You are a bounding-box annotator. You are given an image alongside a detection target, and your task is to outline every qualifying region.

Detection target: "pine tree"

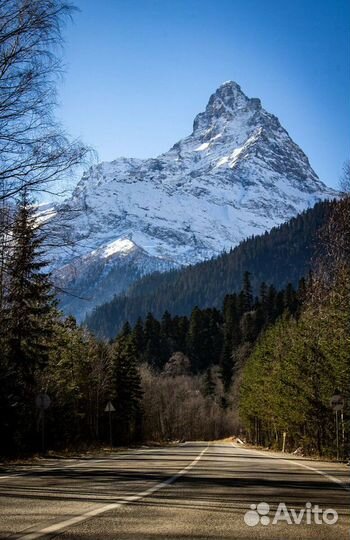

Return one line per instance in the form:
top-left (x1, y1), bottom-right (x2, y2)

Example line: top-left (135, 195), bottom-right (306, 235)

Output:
top-left (172, 315), bottom-right (189, 352)
top-left (223, 293), bottom-right (241, 349)
top-left (144, 312), bottom-right (162, 368)
top-left (4, 195), bottom-right (57, 384)
top-left (120, 321), bottom-right (131, 337)
top-left (2, 194), bottom-right (57, 452)
top-left (241, 312), bottom-right (256, 343)
top-left (220, 338), bottom-right (234, 393)
top-left (131, 317), bottom-right (144, 357)
top-left (259, 281), bottom-right (268, 322)
top-left (187, 307), bottom-right (208, 372)
top-left (284, 283), bottom-right (297, 314)
top-left (242, 271), bottom-right (253, 312)
top-left (204, 368), bottom-right (216, 397)
top-left (161, 310), bottom-right (173, 338)
top-left (159, 310), bottom-right (173, 362)
top-left (266, 285), bottom-right (277, 323)
top-left (260, 282), bottom-right (268, 305)
top-left (112, 336), bottom-right (143, 443)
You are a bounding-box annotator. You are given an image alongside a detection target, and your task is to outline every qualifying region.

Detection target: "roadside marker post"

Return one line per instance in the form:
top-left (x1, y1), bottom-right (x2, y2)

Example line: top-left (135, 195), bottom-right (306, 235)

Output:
top-left (105, 401), bottom-right (115, 448)
top-left (35, 393), bottom-right (51, 454)
top-left (330, 393), bottom-right (345, 461)
top-left (282, 431), bottom-right (287, 453)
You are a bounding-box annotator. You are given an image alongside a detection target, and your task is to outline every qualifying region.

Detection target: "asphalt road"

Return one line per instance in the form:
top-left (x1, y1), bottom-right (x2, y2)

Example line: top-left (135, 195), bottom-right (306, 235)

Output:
top-left (0, 442), bottom-right (349, 540)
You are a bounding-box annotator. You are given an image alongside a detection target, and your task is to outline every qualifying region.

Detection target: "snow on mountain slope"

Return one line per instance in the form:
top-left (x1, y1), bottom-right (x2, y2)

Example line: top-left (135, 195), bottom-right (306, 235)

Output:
top-left (53, 81), bottom-right (337, 320)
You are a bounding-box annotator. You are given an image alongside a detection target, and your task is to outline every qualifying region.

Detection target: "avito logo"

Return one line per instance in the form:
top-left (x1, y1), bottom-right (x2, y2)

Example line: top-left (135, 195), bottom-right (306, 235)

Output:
top-left (244, 502), bottom-right (338, 527)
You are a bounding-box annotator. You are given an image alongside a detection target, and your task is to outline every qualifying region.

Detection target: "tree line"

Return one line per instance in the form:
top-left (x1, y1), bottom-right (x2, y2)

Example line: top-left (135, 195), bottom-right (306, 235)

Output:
top-left (240, 195), bottom-right (350, 456)
top-left (0, 1), bottom-right (348, 459)
top-left (85, 199), bottom-right (335, 338)
top-left (0, 188), bottom-right (307, 455)
top-left (0, 0), bottom-right (90, 456)
top-left (116, 273), bottom-right (303, 380)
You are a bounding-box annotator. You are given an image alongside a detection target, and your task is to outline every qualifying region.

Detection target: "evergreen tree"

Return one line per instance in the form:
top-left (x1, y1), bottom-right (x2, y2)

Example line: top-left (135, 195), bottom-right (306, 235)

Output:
top-left (207, 308), bottom-right (224, 365)
top-left (112, 336), bottom-right (143, 443)
top-left (161, 310), bottom-right (173, 338)
top-left (4, 195), bottom-right (57, 382)
top-left (144, 312), bottom-right (162, 368)
top-left (131, 317), bottom-right (144, 357)
top-left (1, 194), bottom-right (57, 452)
top-left (259, 282), bottom-right (268, 322)
top-left (120, 321), bottom-right (131, 337)
top-left (260, 281), bottom-right (268, 304)
top-left (275, 290), bottom-right (285, 317)
top-left (220, 338), bottom-right (234, 393)
top-left (204, 368), bottom-right (216, 397)
top-left (241, 312), bottom-right (256, 343)
top-left (284, 283), bottom-right (297, 314)
top-left (242, 271), bottom-right (253, 312)
top-left (223, 293), bottom-right (241, 349)
top-left (187, 307), bottom-right (216, 372)
top-left (43, 317), bottom-right (97, 447)
top-left (160, 310), bottom-right (173, 361)
top-left (172, 315), bottom-right (189, 352)
top-left (266, 285), bottom-right (277, 323)
top-left (231, 318), bottom-right (242, 349)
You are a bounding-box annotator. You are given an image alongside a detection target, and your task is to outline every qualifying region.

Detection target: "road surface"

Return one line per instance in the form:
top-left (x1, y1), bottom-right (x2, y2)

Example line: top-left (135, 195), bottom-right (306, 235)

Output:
top-left (0, 442), bottom-right (349, 539)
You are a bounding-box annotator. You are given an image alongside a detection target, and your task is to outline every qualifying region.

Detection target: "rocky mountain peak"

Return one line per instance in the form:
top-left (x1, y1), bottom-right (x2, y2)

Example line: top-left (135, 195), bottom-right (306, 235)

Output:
top-left (52, 82), bottom-right (337, 321)
top-left (193, 81), bottom-right (261, 133)
top-left (213, 80), bottom-right (248, 106)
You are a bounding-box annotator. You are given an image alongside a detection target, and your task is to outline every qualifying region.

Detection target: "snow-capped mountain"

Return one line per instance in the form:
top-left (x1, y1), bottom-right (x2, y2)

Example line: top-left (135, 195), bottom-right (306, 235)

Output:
top-left (53, 81), bottom-right (336, 320)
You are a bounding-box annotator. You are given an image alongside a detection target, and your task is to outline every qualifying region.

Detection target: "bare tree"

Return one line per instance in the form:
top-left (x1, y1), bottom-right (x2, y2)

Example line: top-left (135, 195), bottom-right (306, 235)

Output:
top-left (308, 193), bottom-right (350, 314)
top-left (0, 1), bottom-right (94, 313)
top-left (0, 0), bottom-right (90, 203)
top-left (140, 364), bottom-right (236, 442)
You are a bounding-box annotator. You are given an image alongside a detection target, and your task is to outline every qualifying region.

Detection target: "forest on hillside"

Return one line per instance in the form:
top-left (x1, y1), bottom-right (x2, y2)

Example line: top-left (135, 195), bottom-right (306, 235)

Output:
top-left (85, 200), bottom-right (335, 338)
top-left (1, 192), bottom-right (349, 457)
top-left (0, 0), bottom-right (348, 461)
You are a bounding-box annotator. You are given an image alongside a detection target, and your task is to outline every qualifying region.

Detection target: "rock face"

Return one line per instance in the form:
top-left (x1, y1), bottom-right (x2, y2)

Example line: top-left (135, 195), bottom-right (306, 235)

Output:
top-left (53, 81), bottom-right (336, 320)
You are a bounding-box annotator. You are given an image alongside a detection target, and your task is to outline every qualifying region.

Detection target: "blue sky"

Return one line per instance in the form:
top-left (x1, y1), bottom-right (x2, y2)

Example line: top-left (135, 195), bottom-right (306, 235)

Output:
top-left (58, 0), bottom-right (349, 189)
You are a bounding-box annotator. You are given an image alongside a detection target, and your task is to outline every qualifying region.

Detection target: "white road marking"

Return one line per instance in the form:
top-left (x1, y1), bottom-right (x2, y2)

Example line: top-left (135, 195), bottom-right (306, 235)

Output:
top-left (0, 473), bottom-right (23, 480)
top-left (233, 444), bottom-right (350, 493)
top-left (16, 444), bottom-right (209, 540)
top-left (282, 457), bottom-right (350, 492)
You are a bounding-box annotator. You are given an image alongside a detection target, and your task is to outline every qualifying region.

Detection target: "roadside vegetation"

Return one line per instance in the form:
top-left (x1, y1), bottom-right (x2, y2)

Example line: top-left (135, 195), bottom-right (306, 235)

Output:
top-left (0, 1), bottom-right (348, 460)
top-left (1, 192), bottom-right (348, 457)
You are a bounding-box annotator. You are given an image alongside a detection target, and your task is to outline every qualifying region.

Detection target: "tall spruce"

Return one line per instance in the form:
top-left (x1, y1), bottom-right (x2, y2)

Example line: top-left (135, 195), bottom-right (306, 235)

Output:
top-left (204, 368), bottom-right (216, 397)
top-left (1, 194), bottom-right (57, 453)
top-left (112, 336), bottom-right (143, 443)
top-left (4, 195), bottom-right (56, 384)
top-left (242, 271), bottom-right (253, 312)
top-left (220, 338), bottom-right (234, 393)
top-left (144, 312), bottom-right (162, 368)
top-left (131, 317), bottom-right (144, 357)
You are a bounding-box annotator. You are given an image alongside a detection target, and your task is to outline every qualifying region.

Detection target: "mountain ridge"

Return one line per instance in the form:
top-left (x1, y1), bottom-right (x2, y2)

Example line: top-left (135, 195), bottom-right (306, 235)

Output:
top-left (52, 81), bottom-right (337, 320)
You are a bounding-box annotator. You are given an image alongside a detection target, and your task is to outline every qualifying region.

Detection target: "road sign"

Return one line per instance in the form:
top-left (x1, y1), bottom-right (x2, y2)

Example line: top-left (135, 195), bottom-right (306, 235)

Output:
top-left (36, 393), bottom-right (51, 410)
top-left (330, 394), bottom-right (345, 412)
top-left (105, 401), bottom-right (115, 412)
